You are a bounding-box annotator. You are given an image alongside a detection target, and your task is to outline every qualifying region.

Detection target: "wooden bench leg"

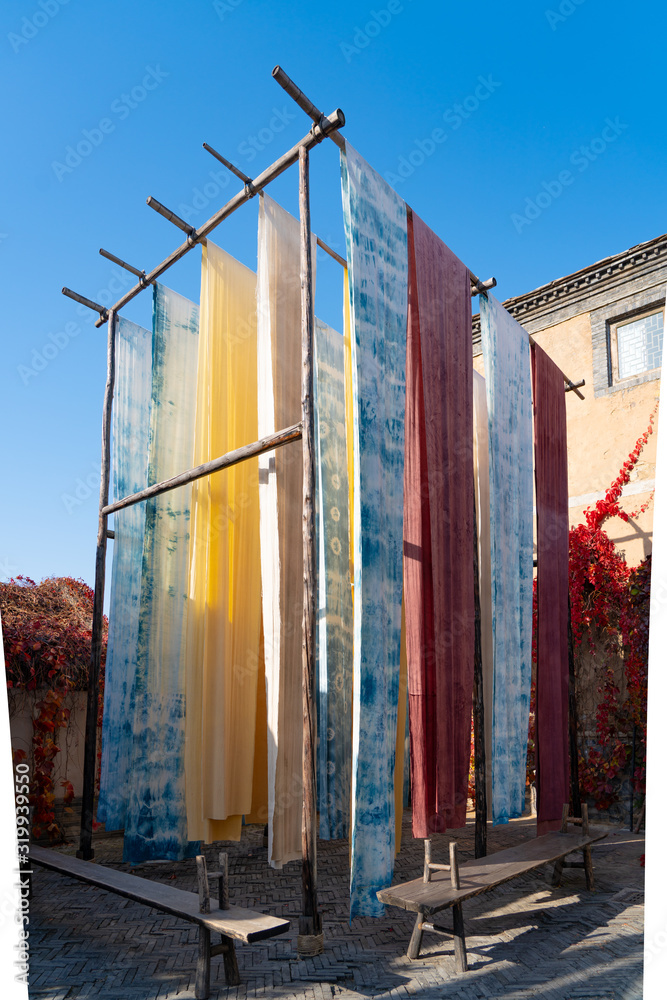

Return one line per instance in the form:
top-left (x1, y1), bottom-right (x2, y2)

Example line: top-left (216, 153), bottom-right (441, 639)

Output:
top-left (452, 902), bottom-right (468, 973)
top-left (407, 910), bottom-right (425, 959)
top-left (207, 933), bottom-right (241, 988)
top-left (218, 934), bottom-right (241, 986)
top-left (551, 858), bottom-right (565, 886)
top-left (196, 926), bottom-right (211, 1000)
top-left (583, 845), bottom-right (594, 890)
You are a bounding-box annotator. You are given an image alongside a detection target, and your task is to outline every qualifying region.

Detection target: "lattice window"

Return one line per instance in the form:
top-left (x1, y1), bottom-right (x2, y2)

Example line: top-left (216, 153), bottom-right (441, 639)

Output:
top-left (615, 309), bottom-right (664, 380)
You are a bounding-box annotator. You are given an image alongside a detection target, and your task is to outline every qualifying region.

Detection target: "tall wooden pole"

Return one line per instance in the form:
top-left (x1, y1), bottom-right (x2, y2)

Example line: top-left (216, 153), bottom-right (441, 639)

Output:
top-left (297, 144), bottom-right (322, 954)
top-left (472, 490), bottom-right (487, 858)
top-left (567, 594), bottom-right (582, 818)
top-left (78, 309), bottom-right (116, 860)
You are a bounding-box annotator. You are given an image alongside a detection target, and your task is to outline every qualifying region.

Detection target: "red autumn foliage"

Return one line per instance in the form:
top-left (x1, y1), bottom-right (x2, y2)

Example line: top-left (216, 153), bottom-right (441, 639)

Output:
top-left (472, 407), bottom-right (655, 816)
top-left (1, 576), bottom-right (107, 840)
top-left (568, 407), bottom-right (655, 812)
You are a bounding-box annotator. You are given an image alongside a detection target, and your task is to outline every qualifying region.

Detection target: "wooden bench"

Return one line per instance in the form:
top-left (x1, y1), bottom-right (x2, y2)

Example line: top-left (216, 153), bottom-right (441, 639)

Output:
top-left (377, 805), bottom-right (607, 973)
top-left (29, 844), bottom-right (289, 999)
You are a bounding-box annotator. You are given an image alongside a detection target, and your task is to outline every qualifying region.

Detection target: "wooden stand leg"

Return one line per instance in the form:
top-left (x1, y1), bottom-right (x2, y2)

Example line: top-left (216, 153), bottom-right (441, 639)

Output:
top-left (452, 902), bottom-right (468, 973)
top-left (407, 910), bottom-right (425, 959)
top-left (196, 925), bottom-right (211, 1000)
top-left (220, 934), bottom-right (241, 986)
top-left (583, 845), bottom-right (594, 890)
top-left (551, 858), bottom-right (565, 886)
top-left (552, 804), bottom-right (569, 885)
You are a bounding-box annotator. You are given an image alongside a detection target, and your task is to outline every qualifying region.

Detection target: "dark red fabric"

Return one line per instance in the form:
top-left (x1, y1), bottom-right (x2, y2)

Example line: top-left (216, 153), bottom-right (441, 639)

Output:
top-left (404, 212), bottom-right (436, 837)
top-left (404, 210), bottom-right (475, 835)
top-left (532, 342), bottom-right (570, 835)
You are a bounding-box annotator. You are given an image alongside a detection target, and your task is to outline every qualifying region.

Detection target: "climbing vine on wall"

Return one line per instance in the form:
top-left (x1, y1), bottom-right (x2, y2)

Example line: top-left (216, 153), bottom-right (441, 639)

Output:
top-left (471, 410), bottom-right (655, 813)
top-left (568, 406), bottom-right (656, 813)
top-left (1, 576), bottom-right (107, 840)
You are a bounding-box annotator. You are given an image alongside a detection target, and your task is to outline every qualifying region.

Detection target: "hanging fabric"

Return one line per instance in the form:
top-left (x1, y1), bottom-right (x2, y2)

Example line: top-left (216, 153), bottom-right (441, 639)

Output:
top-left (123, 283), bottom-right (200, 863)
top-left (479, 292), bottom-right (533, 825)
top-left (403, 209), bottom-right (475, 837)
top-left (98, 317), bottom-right (152, 831)
top-left (246, 618), bottom-right (269, 824)
top-left (532, 341), bottom-right (570, 835)
top-left (341, 142), bottom-right (408, 918)
top-left (314, 317), bottom-right (353, 841)
top-left (343, 269), bottom-right (355, 591)
top-left (185, 240), bottom-right (262, 844)
top-left (394, 601), bottom-right (408, 851)
top-left (472, 370), bottom-right (494, 819)
top-left (256, 193), bottom-right (316, 868)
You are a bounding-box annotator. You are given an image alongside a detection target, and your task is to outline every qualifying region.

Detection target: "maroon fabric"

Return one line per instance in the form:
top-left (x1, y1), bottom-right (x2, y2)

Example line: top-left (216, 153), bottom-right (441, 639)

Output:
top-left (532, 342), bottom-right (570, 835)
top-left (403, 211), bottom-right (436, 838)
top-left (404, 210), bottom-right (475, 835)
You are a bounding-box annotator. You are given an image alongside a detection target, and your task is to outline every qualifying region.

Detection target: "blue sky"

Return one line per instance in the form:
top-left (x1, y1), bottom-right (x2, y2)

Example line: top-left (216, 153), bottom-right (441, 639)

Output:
top-left (1, 0), bottom-right (665, 593)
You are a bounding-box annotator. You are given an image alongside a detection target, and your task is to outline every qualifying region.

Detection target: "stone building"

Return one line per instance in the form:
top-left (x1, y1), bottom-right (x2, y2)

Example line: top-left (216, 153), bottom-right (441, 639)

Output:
top-left (473, 232), bottom-right (666, 567)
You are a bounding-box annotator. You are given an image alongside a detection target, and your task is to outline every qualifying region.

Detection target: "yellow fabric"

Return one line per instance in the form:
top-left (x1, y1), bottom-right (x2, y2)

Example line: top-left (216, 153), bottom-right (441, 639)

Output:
top-left (185, 240), bottom-right (262, 843)
top-left (394, 596), bottom-right (408, 854)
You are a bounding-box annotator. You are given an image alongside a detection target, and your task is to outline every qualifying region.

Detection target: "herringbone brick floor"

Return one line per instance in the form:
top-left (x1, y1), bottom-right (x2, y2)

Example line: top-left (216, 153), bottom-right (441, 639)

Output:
top-left (28, 813), bottom-right (645, 999)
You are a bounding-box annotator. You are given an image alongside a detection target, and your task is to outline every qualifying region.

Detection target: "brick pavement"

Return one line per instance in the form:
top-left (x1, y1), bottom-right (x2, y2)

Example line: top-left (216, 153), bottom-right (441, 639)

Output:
top-left (28, 813), bottom-right (645, 1000)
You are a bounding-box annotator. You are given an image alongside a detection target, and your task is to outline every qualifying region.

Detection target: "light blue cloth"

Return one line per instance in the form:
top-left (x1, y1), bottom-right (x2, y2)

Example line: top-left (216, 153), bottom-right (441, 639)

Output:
top-left (98, 317), bottom-right (152, 830)
top-left (341, 142), bottom-right (408, 918)
top-left (314, 318), bottom-right (353, 841)
top-left (123, 284), bottom-right (200, 863)
top-left (479, 292), bottom-right (534, 825)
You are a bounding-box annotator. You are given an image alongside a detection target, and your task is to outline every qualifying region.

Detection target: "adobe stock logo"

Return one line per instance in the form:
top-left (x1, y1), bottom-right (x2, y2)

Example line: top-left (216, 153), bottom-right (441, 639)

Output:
top-left (384, 75), bottom-right (501, 186)
top-left (545, 0), bottom-right (587, 30)
top-left (61, 464), bottom-right (101, 515)
top-left (511, 117), bottom-right (627, 234)
top-left (339, 0), bottom-right (410, 62)
top-left (8, 0), bottom-right (70, 54)
top-left (213, 0), bottom-right (244, 20)
top-left (51, 65), bottom-right (169, 182)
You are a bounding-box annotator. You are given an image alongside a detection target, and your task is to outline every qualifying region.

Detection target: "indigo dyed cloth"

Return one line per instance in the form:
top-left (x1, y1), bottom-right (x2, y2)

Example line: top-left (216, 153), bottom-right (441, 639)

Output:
top-left (532, 342), bottom-right (570, 835)
top-left (185, 241), bottom-right (262, 844)
top-left (314, 317), bottom-right (353, 841)
top-left (473, 370), bottom-right (494, 819)
top-left (123, 284), bottom-right (200, 863)
top-left (403, 209), bottom-right (475, 837)
top-left (341, 142), bottom-right (408, 918)
top-left (98, 317), bottom-right (152, 831)
top-left (479, 292), bottom-right (533, 826)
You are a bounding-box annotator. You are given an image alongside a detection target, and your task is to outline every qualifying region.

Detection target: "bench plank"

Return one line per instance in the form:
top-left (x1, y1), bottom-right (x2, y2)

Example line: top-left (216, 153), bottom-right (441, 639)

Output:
top-left (29, 845), bottom-right (288, 944)
top-left (377, 831), bottom-right (606, 916)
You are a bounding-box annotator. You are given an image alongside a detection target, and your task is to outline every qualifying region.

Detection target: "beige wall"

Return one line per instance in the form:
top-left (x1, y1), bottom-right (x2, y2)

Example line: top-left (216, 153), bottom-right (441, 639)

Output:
top-left (474, 310), bottom-right (659, 567)
top-left (9, 690), bottom-right (93, 799)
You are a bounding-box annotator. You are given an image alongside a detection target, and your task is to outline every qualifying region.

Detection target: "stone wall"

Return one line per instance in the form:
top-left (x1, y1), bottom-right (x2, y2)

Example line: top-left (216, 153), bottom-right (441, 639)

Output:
top-left (8, 689), bottom-right (96, 799)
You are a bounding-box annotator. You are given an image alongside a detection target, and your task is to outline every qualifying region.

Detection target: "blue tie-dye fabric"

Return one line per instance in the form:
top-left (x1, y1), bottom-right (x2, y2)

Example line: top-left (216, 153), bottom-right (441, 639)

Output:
top-left (123, 284), bottom-right (201, 863)
top-left (341, 143), bottom-right (408, 918)
top-left (314, 318), bottom-right (353, 841)
top-left (479, 292), bottom-right (534, 826)
top-left (98, 318), bottom-right (152, 831)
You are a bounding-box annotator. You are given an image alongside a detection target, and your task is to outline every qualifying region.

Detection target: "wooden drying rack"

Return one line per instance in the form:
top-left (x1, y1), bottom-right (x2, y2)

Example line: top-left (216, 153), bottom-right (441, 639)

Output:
top-left (62, 64), bottom-right (584, 952)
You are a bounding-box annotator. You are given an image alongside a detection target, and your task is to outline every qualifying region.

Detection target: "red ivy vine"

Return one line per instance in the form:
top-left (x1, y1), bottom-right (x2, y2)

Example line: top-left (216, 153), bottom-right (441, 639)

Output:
top-left (568, 406), bottom-right (656, 812)
top-left (1, 576), bottom-right (107, 840)
top-left (471, 407), bottom-right (656, 815)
